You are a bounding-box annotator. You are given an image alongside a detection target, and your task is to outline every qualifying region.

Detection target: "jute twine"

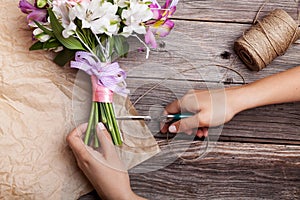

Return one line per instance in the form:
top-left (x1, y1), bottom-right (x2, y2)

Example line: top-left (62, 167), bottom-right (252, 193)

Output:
top-left (234, 9), bottom-right (300, 71)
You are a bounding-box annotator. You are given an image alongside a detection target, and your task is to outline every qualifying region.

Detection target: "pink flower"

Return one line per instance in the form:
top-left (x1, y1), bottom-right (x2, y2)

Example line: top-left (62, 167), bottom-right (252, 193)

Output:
top-left (145, 0), bottom-right (178, 48)
top-left (19, 0), bottom-right (47, 23)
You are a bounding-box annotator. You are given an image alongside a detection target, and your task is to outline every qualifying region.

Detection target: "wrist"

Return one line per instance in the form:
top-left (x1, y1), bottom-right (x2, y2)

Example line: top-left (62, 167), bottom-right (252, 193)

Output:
top-left (225, 85), bottom-right (254, 115)
top-left (226, 83), bottom-right (265, 115)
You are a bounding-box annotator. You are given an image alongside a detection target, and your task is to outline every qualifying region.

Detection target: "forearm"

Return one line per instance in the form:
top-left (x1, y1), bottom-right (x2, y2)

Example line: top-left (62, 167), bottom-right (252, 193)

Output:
top-left (230, 66), bottom-right (300, 113)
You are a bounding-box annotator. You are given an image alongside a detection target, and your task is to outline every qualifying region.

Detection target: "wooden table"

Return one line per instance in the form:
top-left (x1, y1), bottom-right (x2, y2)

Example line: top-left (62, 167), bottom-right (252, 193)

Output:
top-left (80, 0), bottom-right (300, 199)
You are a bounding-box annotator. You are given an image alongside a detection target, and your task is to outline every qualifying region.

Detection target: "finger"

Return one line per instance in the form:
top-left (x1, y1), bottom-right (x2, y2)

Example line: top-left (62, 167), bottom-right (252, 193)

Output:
top-left (196, 129), bottom-right (204, 137)
top-left (160, 122), bottom-right (170, 134)
top-left (160, 99), bottom-right (182, 133)
top-left (96, 123), bottom-right (114, 153)
top-left (66, 123), bottom-right (89, 158)
top-left (67, 123), bottom-right (88, 147)
top-left (203, 127), bottom-right (209, 137)
top-left (196, 127), bottom-right (208, 138)
top-left (163, 99), bottom-right (181, 115)
top-left (168, 114), bottom-right (203, 134)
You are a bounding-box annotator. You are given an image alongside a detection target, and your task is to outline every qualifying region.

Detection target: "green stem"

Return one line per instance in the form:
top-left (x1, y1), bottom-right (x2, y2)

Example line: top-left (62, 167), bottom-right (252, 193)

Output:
top-left (100, 103), bottom-right (107, 124)
top-left (108, 103), bottom-right (122, 145)
top-left (85, 101), bottom-right (96, 145)
top-left (94, 102), bottom-right (99, 148)
top-left (104, 102), bottom-right (118, 145)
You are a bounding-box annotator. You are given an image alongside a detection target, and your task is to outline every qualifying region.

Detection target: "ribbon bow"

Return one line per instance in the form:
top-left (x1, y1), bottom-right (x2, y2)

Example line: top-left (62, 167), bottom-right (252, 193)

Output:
top-left (71, 51), bottom-right (129, 96)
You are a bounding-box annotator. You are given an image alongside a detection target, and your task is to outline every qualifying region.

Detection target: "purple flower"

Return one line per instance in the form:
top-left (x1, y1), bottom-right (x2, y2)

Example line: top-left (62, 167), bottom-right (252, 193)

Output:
top-left (145, 0), bottom-right (178, 48)
top-left (19, 0), bottom-right (48, 23)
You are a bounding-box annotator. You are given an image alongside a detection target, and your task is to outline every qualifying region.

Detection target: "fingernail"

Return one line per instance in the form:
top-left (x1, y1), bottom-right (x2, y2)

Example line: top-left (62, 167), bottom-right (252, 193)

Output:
top-left (169, 125), bottom-right (177, 133)
top-left (98, 122), bottom-right (105, 130)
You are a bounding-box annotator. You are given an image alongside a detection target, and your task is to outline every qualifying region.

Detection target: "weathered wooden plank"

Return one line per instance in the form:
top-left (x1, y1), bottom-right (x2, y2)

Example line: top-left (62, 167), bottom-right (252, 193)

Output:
top-left (125, 78), bottom-right (300, 143)
top-left (175, 0), bottom-right (299, 23)
top-left (129, 141), bottom-right (300, 200)
top-left (119, 20), bottom-right (300, 85)
top-left (79, 141), bottom-right (300, 200)
top-left (222, 103), bottom-right (300, 143)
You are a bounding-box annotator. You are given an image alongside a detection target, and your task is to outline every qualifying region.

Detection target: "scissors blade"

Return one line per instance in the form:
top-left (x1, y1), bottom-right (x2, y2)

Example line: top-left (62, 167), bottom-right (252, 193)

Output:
top-left (116, 116), bottom-right (152, 121)
top-left (116, 113), bottom-right (193, 121)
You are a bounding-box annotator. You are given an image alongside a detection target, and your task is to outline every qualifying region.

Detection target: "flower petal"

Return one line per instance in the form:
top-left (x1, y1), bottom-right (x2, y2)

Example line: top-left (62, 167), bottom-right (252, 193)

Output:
top-left (27, 9), bottom-right (48, 22)
top-left (145, 28), bottom-right (157, 48)
top-left (150, 3), bottom-right (162, 20)
top-left (19, 0), bottom-right (36, 14)
top-left (151, 19), bottom-right (174, 37)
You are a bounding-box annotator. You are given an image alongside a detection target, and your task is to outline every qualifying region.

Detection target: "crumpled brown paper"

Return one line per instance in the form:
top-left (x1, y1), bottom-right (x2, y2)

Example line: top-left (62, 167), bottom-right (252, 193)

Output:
top-left (0, 1), bottom-right (159, 199)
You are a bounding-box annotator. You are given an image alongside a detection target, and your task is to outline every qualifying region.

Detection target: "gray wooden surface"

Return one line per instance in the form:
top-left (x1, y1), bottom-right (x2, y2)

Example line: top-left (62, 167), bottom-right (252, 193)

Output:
top-left (79, 0), bottom-right (300, 199)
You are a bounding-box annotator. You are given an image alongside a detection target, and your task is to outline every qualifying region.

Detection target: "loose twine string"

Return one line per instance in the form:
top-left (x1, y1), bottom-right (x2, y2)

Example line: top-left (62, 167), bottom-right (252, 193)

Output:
top-left (234, 3), bottom-right (300, 71)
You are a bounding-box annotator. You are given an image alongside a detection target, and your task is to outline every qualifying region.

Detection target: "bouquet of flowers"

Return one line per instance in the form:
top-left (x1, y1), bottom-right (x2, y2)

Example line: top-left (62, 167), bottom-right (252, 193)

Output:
top-left (19, 0), bottom-right (178, 146)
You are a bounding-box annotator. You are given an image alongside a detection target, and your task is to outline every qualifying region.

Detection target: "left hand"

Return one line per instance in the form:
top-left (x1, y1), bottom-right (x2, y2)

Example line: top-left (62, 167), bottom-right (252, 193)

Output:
top-left (66, 123), bottom-right (143, 200)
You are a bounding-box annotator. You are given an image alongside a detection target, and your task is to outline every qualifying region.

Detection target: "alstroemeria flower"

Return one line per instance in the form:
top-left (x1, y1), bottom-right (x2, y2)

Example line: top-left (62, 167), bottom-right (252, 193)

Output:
top-left (19, 0), bottom-right (48, 24)
top-left (52, 0), bottom-right (91, 6)
top-left (145, 0), bottom-right (178, 48)
top-left (52, 1), bottom-right (77, 38)
top-left (121, 0), bottom-right (153, 37)
top-left (33, 27), bottom-right (51, 42)
top-left (73, 0), bottom-right (120, 36)
top-left (66, 0), bottom-right (91, 6)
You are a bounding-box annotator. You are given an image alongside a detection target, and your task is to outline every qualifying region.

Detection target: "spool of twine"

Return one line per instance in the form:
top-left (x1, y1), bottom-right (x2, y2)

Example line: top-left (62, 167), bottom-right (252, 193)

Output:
top-left (234, 9), bottom-right (300, 71)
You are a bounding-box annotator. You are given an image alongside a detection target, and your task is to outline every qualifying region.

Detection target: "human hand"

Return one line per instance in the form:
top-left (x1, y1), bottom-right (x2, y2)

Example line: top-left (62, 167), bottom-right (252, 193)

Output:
top-left (161, 88), bottom-right (240, 137)
top-left (66, 123), bottom-right (144, 200)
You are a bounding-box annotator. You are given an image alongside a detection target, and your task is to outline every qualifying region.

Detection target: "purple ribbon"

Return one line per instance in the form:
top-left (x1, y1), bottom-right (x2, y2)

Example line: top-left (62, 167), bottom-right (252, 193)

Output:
top-left (71, 51), bottom-right (129, 96)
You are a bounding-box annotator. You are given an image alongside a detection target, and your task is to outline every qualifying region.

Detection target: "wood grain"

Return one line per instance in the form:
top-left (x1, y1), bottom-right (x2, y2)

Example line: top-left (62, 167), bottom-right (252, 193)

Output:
top-left (119, 20), bottom-right (300, 84)
top-left (125, 77), bottom-right (300, 144)
top-left (78, 0), bottom-right (300, 199)
top-left (129, 141), bottom-right (300, 200)
top-left (175, 0), bottom-right (300, 23)
top-left (79, 141), bottom-right (300, 200)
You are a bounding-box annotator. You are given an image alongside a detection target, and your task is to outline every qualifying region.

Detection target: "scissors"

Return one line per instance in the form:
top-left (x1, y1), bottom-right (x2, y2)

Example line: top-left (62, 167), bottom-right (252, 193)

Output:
top-left (116, 113), bottom-right (193, 123)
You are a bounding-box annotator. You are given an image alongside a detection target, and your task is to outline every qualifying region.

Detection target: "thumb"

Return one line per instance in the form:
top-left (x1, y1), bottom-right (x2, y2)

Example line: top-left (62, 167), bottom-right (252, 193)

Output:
top-left (168, 114), bottom-right (203, 134)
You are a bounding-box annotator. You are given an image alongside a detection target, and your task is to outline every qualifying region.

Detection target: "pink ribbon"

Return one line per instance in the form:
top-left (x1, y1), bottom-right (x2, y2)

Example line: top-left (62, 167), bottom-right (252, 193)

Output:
top-left (71, 51), bottom-right (129, 102)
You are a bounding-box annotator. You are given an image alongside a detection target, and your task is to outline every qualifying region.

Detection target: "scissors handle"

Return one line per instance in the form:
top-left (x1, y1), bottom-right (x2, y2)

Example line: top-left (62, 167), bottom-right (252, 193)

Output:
top-left (166, 113), bottom-right (193, 120)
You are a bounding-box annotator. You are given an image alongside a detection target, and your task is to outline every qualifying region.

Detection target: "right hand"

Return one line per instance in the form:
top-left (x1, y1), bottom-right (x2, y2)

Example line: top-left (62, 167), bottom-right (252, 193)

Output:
top-left (161, 88), bottom-right (239, 137)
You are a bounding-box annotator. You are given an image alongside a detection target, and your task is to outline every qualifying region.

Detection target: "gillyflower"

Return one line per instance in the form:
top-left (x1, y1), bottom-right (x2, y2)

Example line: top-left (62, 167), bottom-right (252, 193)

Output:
top-left (145, 0), bottom-right (178, 48)
top-left (121, 0), bottom-right (153, 37)
top-left (73, 0), bottom-right (120, 36)
top-left (19, 0), bottom-right (48, 26)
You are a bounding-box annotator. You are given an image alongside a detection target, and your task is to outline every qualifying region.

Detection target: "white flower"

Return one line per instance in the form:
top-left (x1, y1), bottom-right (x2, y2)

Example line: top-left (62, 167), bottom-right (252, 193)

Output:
top-left (121, 0), bottom-right (153, 36)
top-left (114, 0), bottom-right (128, 8)
top-left (33, 28), bottom-right (51, 42)
top-left (73, 0), bottom-right (120, 36)
top-left (52, 1), bottom-right (77, 38)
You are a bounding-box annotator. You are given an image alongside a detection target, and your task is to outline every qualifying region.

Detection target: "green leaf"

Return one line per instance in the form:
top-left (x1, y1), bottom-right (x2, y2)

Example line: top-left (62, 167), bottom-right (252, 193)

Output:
top-left (29, 39), bottom-right (61, 51)
top-left (42, 40), bottom-right (61, 49)
top-left (29, 41), bottom-right (44, 50)
top-left (48, 8), bottom-right (85, 50)
top-left (34, 21), bottom-right (54, 37)
top-left (53, 48), bottom-right (76, 66)
top-left (113, 35), bottom-right (129, 57)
